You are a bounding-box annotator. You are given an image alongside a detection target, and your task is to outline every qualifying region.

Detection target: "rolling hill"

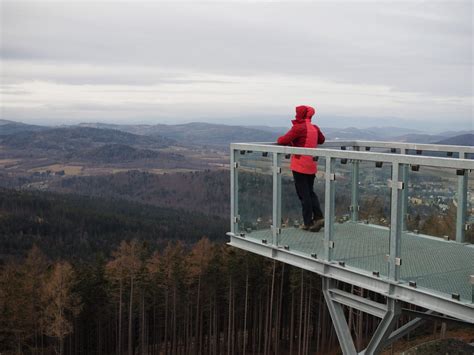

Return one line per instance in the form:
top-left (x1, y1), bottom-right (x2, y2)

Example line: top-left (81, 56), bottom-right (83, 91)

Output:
top-left (78, 122), bottom-right (278, 146)
top-left (0, 126), bottom-right (174, 152)
top-left (435, 134), bottom-right (474, 146)
top-left (0, 119), bottom-right (48, 135)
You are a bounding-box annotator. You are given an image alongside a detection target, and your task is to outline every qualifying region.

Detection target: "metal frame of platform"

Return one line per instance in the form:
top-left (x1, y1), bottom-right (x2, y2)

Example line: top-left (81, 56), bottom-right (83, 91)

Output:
top-left (228, 140), bottom-right (474, 355)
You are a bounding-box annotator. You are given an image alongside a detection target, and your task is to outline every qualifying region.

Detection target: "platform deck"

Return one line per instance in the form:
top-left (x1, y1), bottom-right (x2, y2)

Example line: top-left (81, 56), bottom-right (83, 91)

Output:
top-left (244, 222), bottom-right (474, 302)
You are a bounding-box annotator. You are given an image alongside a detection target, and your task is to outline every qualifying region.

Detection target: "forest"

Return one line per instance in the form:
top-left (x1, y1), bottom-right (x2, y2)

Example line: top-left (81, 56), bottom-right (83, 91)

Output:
top-left (0, 175), bottom-right (471, 354)
top-left (0, 188), bottom-right (227, 260)
top-left (2, 238), bottom-right (464, 355)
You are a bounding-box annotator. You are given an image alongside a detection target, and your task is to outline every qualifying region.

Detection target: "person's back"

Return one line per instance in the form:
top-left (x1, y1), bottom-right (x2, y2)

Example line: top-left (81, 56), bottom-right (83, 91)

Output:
top-left (277, 105), bottom-right (325, 231)
top-left (277, 105), bottom-right (325, 175)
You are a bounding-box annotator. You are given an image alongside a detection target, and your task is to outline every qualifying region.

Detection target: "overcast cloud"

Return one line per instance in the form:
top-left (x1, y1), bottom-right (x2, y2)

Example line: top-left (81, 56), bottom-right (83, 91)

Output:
top-left (0, 1), bottom-right (472, 129)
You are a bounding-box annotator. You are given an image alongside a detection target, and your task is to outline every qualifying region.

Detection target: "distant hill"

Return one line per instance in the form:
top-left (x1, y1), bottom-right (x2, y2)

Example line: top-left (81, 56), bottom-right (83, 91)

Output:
top-left (438, 130), bottom-right (474, 138)
top-left (435, 134), bottom-right (474, 146)
top-left (0, 119), bottom-right (48, 135)
top-left (389, 133), bottom-right (447, 144)
top-left (323, 127), bottom-right (381, 140)
top-left (78, 122), bottom-right (278, 146)
top-left (3, 119), bottom-right (469, 148)
top-left (0, 126), bottom-right (174, 152)
top-left (150, 122), bottom-right (278, 146)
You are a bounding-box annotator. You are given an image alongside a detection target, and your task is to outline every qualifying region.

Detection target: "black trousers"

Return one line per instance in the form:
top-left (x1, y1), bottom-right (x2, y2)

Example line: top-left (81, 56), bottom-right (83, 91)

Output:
top-left (292, 171), bottom-right (324, 226)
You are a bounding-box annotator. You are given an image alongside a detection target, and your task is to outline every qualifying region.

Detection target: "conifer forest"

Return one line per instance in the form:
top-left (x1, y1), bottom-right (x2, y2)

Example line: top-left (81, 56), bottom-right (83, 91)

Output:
top-left (0, 185), bottom-right (471, 354)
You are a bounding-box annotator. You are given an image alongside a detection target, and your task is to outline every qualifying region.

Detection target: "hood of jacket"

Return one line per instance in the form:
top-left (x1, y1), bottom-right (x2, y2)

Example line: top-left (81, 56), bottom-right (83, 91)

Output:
top-left (292, 105), bottom-right (315, 124)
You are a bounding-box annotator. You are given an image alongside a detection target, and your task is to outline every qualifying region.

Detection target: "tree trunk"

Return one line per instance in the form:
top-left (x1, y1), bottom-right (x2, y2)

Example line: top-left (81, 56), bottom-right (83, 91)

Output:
top-left (266, 261), bottom-right (276, 355)
top-left (60, 337), bottom-right (64, 355)
top-left (440, 322), bottom-right (446, 339)
top-left (243, 268), bottom-right (249, 355)
top-left (276, 263), bottom-right (284, 355)
top-left (289, 291), bottom-right (295, 355)
top-left (140, 291), bottom-right (146, 355)
top-left (258, 297), bottom-right (263, 354)
top-left (227, 277), bottom-right (232, 355)
top-left (305, 279), bottom-right (312, 355)
top-left (128, 276), bottom-right (134, 355)
top-left (195, 275), bottom-right (201, 355)
top-left (172, 285), bottom-right (177, 355)
top-left (316, 290), bottom-right (322, 353)
top-left (164, 288), bottom-right (169, 355)
top-left (298, 270), bottom-right (304, 355)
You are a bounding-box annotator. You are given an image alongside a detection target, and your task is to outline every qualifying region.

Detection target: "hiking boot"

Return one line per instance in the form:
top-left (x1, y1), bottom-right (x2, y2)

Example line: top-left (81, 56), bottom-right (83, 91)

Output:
top-left (299, 224), bottom-right (312, 231)
top-left (310, 218), bottom-right (325, 232)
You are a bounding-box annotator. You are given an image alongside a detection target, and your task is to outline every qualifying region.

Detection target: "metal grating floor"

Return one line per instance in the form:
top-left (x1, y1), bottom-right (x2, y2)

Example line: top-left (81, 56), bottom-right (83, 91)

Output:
top-left (243, 222), bottom-right (474, 302)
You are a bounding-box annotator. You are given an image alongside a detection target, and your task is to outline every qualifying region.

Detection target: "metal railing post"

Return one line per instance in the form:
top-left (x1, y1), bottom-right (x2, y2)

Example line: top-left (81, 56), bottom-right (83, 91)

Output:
top-left (230, 148), bottom-right (239, 234)
top-left (351, 146), bottom-right (360, 222)
top-left (272, 152), bottom-right (282, 246)
top-left (324, 157), bottom-right (336, 261)
top-left (456, 152), bottom-right (468, 243)
top-left (400, 149), bottom-right (409, 231)
top-left (389, 162), bottom-right (403, 281)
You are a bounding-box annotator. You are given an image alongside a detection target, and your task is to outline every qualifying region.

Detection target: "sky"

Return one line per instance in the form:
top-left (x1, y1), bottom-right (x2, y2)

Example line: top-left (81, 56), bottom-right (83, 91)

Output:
top-left (0, 0), bottom-right (473, 131)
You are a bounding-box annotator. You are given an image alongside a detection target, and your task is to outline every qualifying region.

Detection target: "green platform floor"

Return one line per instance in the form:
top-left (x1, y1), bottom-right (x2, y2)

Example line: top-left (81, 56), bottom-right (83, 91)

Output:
top-left (243, 222), bottom-right (474, 302)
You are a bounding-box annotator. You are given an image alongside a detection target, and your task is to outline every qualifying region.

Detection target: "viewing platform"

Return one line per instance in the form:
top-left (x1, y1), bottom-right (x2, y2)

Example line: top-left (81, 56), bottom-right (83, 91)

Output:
top-left (227, 140), bottom-right (474, 354)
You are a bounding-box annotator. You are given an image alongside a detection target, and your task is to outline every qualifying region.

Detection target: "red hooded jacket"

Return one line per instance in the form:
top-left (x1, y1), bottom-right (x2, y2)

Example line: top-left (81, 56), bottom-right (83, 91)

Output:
top-left (277, 105), bottom-right (325, 174)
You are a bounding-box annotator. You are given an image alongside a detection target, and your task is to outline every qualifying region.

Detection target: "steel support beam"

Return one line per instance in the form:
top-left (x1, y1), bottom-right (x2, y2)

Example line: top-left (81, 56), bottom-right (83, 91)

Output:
top-left (324, 157), bottom-right (336, 261)
top-left (323, 278), bottom-right (357, 355)
top-left (323, 279), bottom-right (401, 355)
top-left (362, 299), bottom-right (401, 355)
top-left (402, 309), bottom-right (473, 326)
top-left (456, 152), bottom-right (468, 243)
top-left (272, 152), bottom-right (281, 246)
top-left (383, 312), bottom-right (430, 347)
top-left (328, 288), bottom-right (387, 318)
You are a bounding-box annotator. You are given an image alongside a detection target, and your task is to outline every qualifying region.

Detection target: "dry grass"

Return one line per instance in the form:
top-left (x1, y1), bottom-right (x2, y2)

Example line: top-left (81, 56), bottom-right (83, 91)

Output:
top-left (0, 159), bottom-right (20, 166)
top-left (29, 164), bottom-right (84, 175)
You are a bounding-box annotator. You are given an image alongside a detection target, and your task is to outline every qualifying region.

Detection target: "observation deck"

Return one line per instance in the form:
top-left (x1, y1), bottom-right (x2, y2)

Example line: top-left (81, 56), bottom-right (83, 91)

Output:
top-left (227, 140), bottom-right (474, 354)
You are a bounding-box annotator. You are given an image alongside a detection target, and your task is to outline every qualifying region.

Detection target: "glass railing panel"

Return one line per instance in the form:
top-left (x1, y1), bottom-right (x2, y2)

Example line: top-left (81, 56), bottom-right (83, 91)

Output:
top-left (333, 159), bottom-right (352, 223)
top-left (465, 171), bottom-right (473, 245)
top-left (332, 160), bottom-right (392, 277)
top-left (279, 155), bottom-right (326, 255)
top-left (404, 165), bottom-right (456, 238)
top-left (401, 165), bottom-right (473, 303)
top-left (236, 150), bottom-right (273, 244)
top-left (467, 170), bottom-right (473, 303)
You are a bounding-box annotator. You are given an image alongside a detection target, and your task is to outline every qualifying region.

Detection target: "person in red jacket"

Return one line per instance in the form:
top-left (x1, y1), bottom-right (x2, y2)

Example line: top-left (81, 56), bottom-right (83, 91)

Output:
top-left (277, 105), bottom-right (325, 232)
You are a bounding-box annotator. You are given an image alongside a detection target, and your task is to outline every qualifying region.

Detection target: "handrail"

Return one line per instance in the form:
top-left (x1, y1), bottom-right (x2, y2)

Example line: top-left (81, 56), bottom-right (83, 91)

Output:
top-left (231, 142), bottom-right (474, 170)
top-left (234, 140), bottom-right (474, 155)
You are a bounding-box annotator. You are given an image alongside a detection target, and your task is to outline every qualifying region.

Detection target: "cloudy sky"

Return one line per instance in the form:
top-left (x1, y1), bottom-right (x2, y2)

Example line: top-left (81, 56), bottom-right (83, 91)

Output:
top-left (1, 1), bottom-right (472, 130)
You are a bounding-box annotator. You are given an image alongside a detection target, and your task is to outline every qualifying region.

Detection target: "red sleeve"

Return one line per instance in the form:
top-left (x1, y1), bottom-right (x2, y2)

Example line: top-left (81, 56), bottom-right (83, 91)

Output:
top-left (277, 126), bottom-right (299, 145)
top-left (314, 125), bottom-right (325, 144)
